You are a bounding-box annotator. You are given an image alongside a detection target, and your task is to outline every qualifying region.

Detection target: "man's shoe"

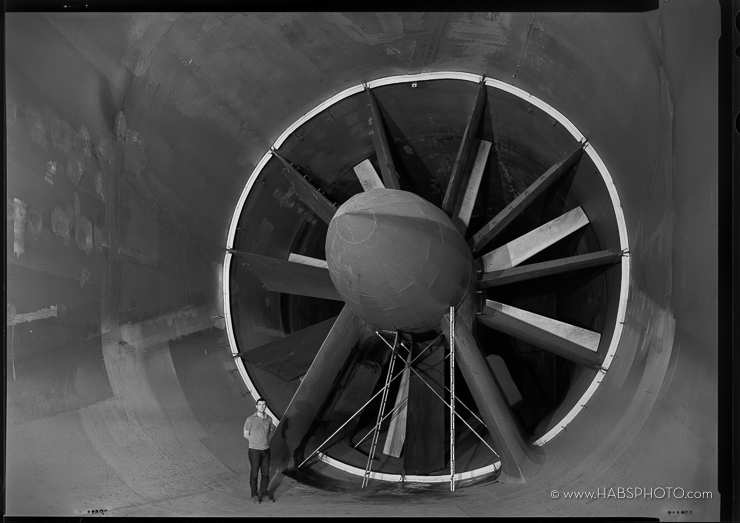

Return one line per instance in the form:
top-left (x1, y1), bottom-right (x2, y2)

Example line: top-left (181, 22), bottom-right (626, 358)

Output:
top-left (251, 495), bottom-right (260, 504)
top-left (267, 496), bottom-right (275, 503)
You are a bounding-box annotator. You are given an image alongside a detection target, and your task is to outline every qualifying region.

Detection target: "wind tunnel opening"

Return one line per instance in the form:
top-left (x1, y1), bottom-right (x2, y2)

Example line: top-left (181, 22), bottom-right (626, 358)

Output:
top-left (228, 74), bottom-right (625, 484)
top-left (4, 8), bottom-right (718, 515)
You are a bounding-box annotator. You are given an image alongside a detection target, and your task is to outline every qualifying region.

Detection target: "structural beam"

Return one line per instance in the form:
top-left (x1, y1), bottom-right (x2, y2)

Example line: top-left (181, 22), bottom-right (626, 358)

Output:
top-left (232, 250), bottom-right (342, 301)
top-left (442, 79), bottom-right (488, 215)
top-left (353, 159), bottom-right (385, 192)
top-left (469, 144), bottom-right (585, 253)
top-left (268, 306), bottom-right (360, 489)
top-left (479, 250), bottom-right (621, 288)
top-left (365, 87), bottom-right (401, 190)
top-left (479, 300), bottom-right (602, 369)
top-left (478, 206), bottom-right (589, 273)
top-left (442, 314), bottom-right (536, 483)
top-left (237, 316), bottom-right (337, 381)
top-left (454, 140), bottom-right (492, 233)
top-left (272, 150), bottom-right (338, 224)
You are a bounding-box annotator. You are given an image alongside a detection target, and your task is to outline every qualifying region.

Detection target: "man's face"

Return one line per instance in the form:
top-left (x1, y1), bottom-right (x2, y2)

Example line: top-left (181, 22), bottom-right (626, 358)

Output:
top-left (257, 401), bottom-right (267, 413)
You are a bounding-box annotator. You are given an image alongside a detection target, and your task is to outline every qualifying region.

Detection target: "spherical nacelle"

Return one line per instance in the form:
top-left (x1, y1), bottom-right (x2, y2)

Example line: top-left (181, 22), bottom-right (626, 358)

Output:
top-left (325, 188), bottom-right (473, 333)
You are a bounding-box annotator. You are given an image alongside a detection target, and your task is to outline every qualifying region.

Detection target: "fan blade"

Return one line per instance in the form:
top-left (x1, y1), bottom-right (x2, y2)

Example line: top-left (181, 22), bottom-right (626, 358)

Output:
top-left (288, 253), bottom-right (328, 269)
top-left (485, 355), bottom-right (523, 407)
top-left (238, 316), bottom-right (338, 381)
top-left (232, 250), bottom-right (342, 301)
top-left (442, 314), bottom-right (537, 483)
top-left (365, 87), bottom-right (401, 190)
top-left (404, 337), bottom-right (447, 474)
top-left (478, 206), bottom-right (589, 273)
top-left (353, 159), bottom-right (385, 191)
top-left (454, 139), bottom-right (492, 233)
top-left (272, 150), bottom-right (338, 224)
top-left (478, 299), bottom-right (602, 369)
top-left (479, 250), bottom-right (621, 288)
top-left (382, 348), bottom-right (411, 458)
top-left (486, 354), bottom-right (545, 430)
top-left (442, 79), bottom-right (487, 215)
top-left (268, 306), bottom-right (360, 487)
top-left (469, 144), bottom-right (585, 253)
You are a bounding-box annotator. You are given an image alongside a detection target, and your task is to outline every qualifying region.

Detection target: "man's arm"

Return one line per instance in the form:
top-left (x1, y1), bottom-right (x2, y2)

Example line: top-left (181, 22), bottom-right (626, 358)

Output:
top-left (243, 418), bottom-right (251, 439)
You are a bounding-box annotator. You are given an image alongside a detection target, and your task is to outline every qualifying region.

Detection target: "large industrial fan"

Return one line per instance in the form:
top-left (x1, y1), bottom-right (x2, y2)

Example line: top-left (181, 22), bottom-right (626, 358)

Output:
top-left (225, 74), bottom-right (627, 489)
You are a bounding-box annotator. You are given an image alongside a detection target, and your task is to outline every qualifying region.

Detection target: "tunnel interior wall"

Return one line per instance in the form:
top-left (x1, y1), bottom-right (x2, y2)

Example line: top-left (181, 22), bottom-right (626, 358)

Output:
top-left (5, 6), bottom-right (719, 518)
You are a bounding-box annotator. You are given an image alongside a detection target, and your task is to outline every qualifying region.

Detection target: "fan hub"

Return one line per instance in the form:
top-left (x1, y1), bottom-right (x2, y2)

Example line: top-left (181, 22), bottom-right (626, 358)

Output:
top-left (325, 188), bottom-right (473, 333)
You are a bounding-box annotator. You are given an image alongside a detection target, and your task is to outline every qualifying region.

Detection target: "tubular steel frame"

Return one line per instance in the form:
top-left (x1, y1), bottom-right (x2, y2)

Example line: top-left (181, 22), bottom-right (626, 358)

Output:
top-left (450, 306), bottom-right (456, 492)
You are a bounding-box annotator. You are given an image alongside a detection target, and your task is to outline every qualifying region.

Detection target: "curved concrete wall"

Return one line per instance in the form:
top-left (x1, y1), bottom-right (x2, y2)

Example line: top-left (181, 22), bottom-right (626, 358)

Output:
top-left (6, 6), bottom-right (719, 518)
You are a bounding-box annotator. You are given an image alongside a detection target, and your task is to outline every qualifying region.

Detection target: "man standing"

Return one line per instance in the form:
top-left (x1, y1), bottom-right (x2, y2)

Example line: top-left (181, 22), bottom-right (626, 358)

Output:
top-left (243, 398), bottom-right (274, 503)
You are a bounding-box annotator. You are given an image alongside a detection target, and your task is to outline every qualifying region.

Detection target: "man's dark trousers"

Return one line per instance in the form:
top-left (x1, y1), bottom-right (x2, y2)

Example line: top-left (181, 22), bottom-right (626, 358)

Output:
top-left (248, 448), bottom-right (270, 498)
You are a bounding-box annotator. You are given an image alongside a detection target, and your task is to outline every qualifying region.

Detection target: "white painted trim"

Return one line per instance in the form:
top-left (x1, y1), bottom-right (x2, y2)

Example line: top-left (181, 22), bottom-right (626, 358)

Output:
top-left (226, 152), bottom-right (272, 248)
top-left (272, 84), bottom-right (366, 151)
top-left (317, 452), bottom-right (500, 483)
top-left (223, 70), bottom-right (631, 464)
top-left (530, 124), bottom-right (630, 447)
top-left (222, 251), bottom-right (279, 425)
top-left (532, 368), bottom-right (607, 447)
top-left (484, 78), bottom-right (585, 142)
top-left (366, 71), bottom-right (482, 89)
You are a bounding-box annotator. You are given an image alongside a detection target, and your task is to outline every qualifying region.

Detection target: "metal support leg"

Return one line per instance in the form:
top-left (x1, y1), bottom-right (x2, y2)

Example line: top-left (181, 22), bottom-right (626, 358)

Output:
top-left (362, 332), bottom-right (399, 488)
top-left (450, 306), bottom-right (456, 493)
